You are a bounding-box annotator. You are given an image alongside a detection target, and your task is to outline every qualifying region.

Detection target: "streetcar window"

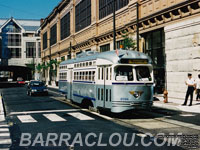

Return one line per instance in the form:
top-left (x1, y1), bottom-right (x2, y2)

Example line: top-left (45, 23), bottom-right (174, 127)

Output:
top-left (106, 68), bottom-right (108, 80)
top-left (98, 68), bottom-right (100, 80)
top-left (92, 71), bottom-right (95, 81)
top-left (109, 89), bottom-right (112, 101)
top-left (98, 88), bottom-right (100, 100)
top-left (86, 72), bottom-right (88, 80)
top-left (110, 67), bottom-right (112, 80)
top-left (101, 68), bottom-right (104, 80)
top-left (106, 89), bottom-right (108, 101)
top-left (115, 66), bottom-right (133, 81)
top-left (86, 62), bottom-right (89, 66)
top-left (135, 66), bottom-right (152, 81)
top-left (89, 71), bottom-right (91, 81)
top-left (93, 61), bottom-right (96, 66)
top-left (101, 89), bottom-right (104, 101)
top-left (89, 62), bottom-right (92, 66)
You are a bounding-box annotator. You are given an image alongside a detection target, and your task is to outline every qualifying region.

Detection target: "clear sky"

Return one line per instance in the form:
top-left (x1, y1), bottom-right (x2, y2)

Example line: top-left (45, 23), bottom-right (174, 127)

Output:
top-left (0, 0), bottom-right (61, 20)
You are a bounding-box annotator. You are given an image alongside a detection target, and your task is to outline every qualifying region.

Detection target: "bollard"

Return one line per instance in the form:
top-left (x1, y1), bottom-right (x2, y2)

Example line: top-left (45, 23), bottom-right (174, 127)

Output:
top-left (163, 90), bottom-right (168, 103)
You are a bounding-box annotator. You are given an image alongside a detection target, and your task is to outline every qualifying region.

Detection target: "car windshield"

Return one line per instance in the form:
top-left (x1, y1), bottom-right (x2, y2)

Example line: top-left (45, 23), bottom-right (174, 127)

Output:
top-left (30, 82), bottom-right (45, 87)
top-left (115, 66), bottom-right (133, 81)
top-left (135, 66), bottom-right (152, 81)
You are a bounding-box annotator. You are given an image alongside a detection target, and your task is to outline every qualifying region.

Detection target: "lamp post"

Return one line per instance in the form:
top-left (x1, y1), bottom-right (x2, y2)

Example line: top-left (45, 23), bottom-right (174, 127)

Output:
top-left (48, 38), bottom-right (51, 85)
top-left (136, 2), bottom-right (139, 52)
top-left (113, 0), bottom-right (116, 50)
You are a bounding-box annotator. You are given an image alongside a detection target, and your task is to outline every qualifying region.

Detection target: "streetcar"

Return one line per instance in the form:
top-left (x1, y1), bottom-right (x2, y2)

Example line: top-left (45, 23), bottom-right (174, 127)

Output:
top-left (59, 50), bottom-right (154, 113)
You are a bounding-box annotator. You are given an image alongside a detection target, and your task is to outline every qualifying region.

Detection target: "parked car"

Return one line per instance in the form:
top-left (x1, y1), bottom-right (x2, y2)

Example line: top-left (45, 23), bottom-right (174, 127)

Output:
top-left (17, 77), bottom-right (25, 85)
top-left (27, 81), bottom-right (48, 96)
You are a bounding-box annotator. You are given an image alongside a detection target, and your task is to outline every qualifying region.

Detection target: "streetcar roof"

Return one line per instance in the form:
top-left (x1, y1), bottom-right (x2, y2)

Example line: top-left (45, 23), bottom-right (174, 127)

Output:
top-left (60, 50), bottom-right (152, 65)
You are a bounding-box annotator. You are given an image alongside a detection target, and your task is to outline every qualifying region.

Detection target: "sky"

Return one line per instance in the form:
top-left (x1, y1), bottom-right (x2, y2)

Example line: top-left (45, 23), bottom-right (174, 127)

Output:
top-left (0, 0), bottom-right (62, 20)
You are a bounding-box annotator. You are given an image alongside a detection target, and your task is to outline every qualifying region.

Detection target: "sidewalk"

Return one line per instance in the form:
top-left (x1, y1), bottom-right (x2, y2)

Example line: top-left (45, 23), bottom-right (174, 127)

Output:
top-left (153, 95), bottom-right (200, 114)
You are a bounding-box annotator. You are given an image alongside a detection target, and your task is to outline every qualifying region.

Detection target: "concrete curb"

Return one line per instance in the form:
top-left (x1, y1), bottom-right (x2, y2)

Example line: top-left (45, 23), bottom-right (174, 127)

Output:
top-left (0, 93), bottom-right (5, 122)
top-left (153, 101), bottom-right (200, 114)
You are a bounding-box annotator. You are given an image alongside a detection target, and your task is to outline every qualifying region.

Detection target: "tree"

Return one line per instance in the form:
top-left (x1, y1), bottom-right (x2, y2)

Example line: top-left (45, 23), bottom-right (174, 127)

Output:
top-left (122, 31), bottom-right (136, 50)
top-left (36, 63), bottom-right (42, 73)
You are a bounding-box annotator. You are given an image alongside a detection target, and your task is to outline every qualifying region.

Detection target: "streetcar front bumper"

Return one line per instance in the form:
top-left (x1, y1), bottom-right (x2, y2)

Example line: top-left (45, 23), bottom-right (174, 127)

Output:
top-left (111, 101), bottom-right (153, 113)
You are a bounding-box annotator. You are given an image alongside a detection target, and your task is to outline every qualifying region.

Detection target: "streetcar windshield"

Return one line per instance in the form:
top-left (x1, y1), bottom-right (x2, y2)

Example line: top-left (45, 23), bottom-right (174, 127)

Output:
top-left (135, 66), bottom-right (152, 81)
top-left (115, 66), bottom-right (133, 81)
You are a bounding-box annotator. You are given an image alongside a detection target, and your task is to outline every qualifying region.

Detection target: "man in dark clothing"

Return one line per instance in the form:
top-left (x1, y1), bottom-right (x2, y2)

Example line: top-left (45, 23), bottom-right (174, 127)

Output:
top-left (182, 73), bottom-right (196, 106)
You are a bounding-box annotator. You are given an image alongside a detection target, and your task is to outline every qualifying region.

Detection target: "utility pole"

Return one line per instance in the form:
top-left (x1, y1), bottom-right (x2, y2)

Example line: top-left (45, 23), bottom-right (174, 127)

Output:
top-left (113, 0), bottom-right (116, 50)
top-left (48, 39), bottom-right (51, 85)
top-left (70, 41), bottom-right (72, 59)
top-left (136, 2), bottom-right (139, 52)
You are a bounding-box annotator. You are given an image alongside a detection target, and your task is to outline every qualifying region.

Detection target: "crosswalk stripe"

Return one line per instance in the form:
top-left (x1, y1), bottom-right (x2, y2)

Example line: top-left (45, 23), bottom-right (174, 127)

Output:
top-left (0, 139), bottom-right (12, 145)
top-left (17, 115), bottom-right (37, 123)
top-left (0, 128), bottom-right (9, 132)
top-left (0, 133), bottom-right (10, 137)
top-left (68, 112), bottom-right (95, 120)
top-left (43, 114), bottom-right (66, 122)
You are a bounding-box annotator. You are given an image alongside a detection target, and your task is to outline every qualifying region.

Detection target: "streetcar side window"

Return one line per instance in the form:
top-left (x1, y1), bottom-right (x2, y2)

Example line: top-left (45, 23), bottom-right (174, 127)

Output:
top-left (98, 68), bottom-right (100, 80)
top-left (135, 66), bottom-right (152, 81)
top-left (115, 66), bottom-right (133, 81)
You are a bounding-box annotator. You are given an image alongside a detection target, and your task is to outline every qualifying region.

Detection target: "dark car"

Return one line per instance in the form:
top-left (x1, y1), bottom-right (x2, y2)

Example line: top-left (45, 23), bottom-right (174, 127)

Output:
top-left (27, 81), bottom-right (48, 96)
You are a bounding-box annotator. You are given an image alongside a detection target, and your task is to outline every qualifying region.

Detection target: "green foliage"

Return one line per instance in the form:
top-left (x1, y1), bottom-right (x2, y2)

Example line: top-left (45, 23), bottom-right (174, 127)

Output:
top-left (36, 63), bottom-right (42, 73)
top-left (122, 31), bottom-right (136, 50)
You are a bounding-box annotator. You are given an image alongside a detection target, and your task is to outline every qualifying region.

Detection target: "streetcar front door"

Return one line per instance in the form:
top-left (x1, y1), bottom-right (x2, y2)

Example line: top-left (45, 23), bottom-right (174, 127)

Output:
top-left (96, 66), bottom-right (112, 109)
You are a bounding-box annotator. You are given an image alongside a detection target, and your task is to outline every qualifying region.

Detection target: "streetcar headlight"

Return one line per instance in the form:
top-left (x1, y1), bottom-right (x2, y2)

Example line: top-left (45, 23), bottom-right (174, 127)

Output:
top-left (129, 91), bottom-right (143, 99)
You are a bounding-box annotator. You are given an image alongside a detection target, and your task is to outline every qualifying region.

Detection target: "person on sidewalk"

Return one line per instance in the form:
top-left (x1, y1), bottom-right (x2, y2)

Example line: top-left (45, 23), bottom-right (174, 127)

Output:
top-left (182, 73), bottom-right (196, 106)
top-left (195, 74), bottom-right (200, 101)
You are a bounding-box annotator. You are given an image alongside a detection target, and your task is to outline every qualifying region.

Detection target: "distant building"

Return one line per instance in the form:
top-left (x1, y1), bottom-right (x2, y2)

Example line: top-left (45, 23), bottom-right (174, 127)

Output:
top-left (0, 17), bottom-right (41, 81)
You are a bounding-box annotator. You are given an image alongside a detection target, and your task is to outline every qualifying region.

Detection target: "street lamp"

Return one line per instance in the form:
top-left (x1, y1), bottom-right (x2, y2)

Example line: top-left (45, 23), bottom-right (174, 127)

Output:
top-left (113, 0), bottom-right (116, 50)
top-left (48, 38), bottom-right (51, 85)
top-left (136, 2), bottom-right (139, 52)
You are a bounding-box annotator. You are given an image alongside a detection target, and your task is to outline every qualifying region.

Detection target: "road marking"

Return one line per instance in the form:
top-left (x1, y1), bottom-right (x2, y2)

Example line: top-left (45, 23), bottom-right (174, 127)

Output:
top-left (17, 115), bottom-right (37, 123)
top-left (10, 109), bottom-right (79, 115)
top-left (179, 114), bottom-right (196, 117)
top-left (0, 139), bottom-right (12, 145)
top-left (0, 133), bottom-right (10, 137)
top-left (43, 114), bottom-right (66, 122)
top-left (136, 133), bottom-right (147, 138)
top-left (0, 128), bottom-right (9, 132)
top-left (68, 112), bottom-right (95, 120)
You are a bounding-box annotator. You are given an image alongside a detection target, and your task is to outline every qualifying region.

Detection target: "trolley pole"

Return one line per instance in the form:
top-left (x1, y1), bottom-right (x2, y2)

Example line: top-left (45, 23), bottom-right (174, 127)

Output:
top-left (136, 2), bottom-right (139, 52)
top-left (113, 0), bottom-right (116, 50)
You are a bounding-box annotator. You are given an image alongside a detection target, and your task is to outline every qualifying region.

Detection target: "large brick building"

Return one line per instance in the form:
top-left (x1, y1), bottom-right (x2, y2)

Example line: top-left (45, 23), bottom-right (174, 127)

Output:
top-left (40, 0), bottom-right (200, 99)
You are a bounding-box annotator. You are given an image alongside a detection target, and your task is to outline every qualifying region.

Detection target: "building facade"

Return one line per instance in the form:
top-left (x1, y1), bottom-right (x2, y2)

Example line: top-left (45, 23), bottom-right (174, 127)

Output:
top-left (40, 0), bottom-right (200, 99)
top-left (0, 18), bottom-right (41, 81)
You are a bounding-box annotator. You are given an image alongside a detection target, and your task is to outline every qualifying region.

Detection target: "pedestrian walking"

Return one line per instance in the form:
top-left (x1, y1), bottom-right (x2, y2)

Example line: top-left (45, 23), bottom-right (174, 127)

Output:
top-left (195, 74), bottom-right (200, 101)
top-left (182, 73), bottom-right (196, 106)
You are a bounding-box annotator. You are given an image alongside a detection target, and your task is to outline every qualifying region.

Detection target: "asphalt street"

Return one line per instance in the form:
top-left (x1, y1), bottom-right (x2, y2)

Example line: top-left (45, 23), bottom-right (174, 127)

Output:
top-left (0, 85), bottom-right (199, 150)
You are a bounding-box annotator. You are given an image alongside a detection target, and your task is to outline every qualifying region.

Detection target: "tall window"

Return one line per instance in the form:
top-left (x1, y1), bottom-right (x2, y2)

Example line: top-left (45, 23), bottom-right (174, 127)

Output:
top-left (9, 48), bottom-right (21, 58)
top-left (50, 24), bottom-right (57, 46)
top-left (43, 32), bottom-right (47, 50)
top-left (99, 0), bottom-right (129, 19)
top-left (38, 42), bottom-right (41, 58)
top-left (61, 12), bottom-right (70, 40)
top-left (100, 44), bottom-right (110, 52)
top-left (75, 0), bottom-right (91, 32)
top-left (26, 42), bottom-right (36, 58)
top-left (142, 29), bottom-right (165, 94)
top-left (5, 34), bottom-right (21, 46)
